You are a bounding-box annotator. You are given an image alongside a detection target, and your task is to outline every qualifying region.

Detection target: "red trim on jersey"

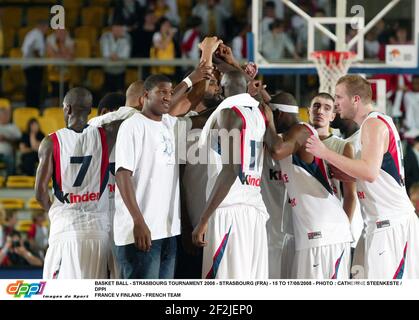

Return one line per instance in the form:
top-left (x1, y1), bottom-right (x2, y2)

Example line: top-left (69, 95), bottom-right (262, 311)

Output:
top-left (50, 133), bottom-right (62, 191)
top-left (377, 116), bottom-right (401, 177)
top-left (231, 106), bottom-right (246, 172)
top-left (98, 127), bottom-right (109, 189)
top-left (302, 123), bottom-right (330, 183)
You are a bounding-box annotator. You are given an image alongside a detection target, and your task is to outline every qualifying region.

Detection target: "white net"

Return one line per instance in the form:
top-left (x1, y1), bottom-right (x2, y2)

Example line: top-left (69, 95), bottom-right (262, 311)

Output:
top-left (311, 51), bottom-right (356, 96)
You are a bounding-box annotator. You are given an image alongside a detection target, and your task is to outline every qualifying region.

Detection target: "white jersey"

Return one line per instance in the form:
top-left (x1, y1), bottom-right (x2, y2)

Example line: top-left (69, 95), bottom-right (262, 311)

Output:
top-left (357, 112), bottom-right (415, 232)
top-left (262, 153), bottom-right (293, 242)
top-left (205, 97), bottom-right (267, 211)
top-left (344, 130), bottom-right (364, 249)
top-left (49, 126), bottom-right (110, 241)
top-left (323, 135), bottom-right (346, 199)
top-left (279, 123), bottom-right (353, 251)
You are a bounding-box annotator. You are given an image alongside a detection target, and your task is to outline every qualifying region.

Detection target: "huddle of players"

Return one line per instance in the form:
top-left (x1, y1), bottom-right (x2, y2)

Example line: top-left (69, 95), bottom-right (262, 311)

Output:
top-left (35, 36), bottom-right (419, 280)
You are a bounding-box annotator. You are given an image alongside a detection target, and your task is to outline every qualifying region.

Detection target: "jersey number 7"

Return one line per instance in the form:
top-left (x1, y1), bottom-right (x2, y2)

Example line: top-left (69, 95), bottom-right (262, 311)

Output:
top-left (70, 156), bottom-right (92, 187)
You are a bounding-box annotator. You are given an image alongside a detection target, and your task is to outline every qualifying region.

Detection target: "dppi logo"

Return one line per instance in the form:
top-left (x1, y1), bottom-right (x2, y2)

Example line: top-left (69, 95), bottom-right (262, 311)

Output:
top-left (6, 280), bottom-right (46, 298)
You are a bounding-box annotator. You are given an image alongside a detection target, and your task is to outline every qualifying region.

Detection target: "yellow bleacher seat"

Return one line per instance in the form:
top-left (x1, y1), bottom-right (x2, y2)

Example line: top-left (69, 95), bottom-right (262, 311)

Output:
top-left (13, 107), bottom-right (40, 132)
top-left (3, 28), bottom-right (16, 56)
top-left (27, 197), bottom-right (43, 210)
top-left (75, 26), bottom-right (98, 45)
top-left (88, 108), bottom-right (98, 121)
top-left (125, 69), bottom-right (138, 88)
top-left (2, 7), bottom-right (23, 28)
top-left (91, 0), bottom-right (111, 6)
top-left (43, 107), bottom-right (64, 118)
top-left (299, 107), bottom-right (309, 122)
top-left (65, 8), bottom-right (79, 28)
top-left (6, 176), bottom-right (36, 188)
top-left (43, 107), bottom-right (65, 129)
top-left (82, 7), bottom-right (105, 28)
top-left (9, 47), bottom-right (22, 59)
top-left (0, 176), bottom-right (5, 187)
top-left (74, 39), bottom-right (91, 58)
top-left (16, 219), bottom-right (33, 233)
top-left (0, 98), bottom-right (11, 109)
top-left (63, 0), bottom-right (82, 9)
top-left (38, 115), bottom-right (61, 134)
top-left (86, 69), bottom-right (105, 92)
top-left (0, 198), bottom-right (25, 210)
top-left (27, 7), bottom-right (50, 27)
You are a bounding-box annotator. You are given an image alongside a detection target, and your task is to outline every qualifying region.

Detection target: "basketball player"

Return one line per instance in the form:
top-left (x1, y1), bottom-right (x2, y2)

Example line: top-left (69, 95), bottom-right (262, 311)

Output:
top-left (261, 92), bottom-right (296, 279)
top-left (35, 87), bottom-right (119, 279)
top-left (306, 75), bottom-right (419, 279)
top-left (269, 94), bottom-right (353, 279)
top-left (331, 113), bottom-right (365, 278)
top-left (114, 37), bottom-right (221, 279)
top-left (192, 70), bottom-right (281, 279)
top-left (308, 93), bottom-right (356, 221)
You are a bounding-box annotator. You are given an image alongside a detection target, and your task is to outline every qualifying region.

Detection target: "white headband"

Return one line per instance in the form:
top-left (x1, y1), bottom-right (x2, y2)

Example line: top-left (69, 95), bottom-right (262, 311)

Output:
top-left (270, 103), bottom-right (299, 114)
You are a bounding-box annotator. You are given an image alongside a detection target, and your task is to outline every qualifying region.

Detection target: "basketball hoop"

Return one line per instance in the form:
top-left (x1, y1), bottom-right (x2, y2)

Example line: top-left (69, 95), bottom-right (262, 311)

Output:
top-left (311, 51), bottom-right (357, 96)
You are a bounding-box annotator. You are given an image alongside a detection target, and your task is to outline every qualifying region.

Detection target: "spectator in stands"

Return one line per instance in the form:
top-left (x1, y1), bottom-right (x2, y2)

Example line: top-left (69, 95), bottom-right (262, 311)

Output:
top-left (410, 183), bottom-right (419, 217)
top-left (19, 118), bottom-right (45, 176)
top-left (0, 206), bottom-right (5, 248)
top-left (134, 10), bottom-right (157, 77)
top-left (151, 0), bottom-right (180, 26)
top-left (113, 0), bottom-right (145, 32)
top-left (364, 29), bottom-right (380, 59)
top-left (232, 23), bottom-right (251, 60)
top-left (192, 0), bottom-right (231, 38)
top-left (0, 211), bottom-right (18, 246)
top-left (262, 1), bottom-right (277, 34)
top-left (150, 17), bottom-right (177, 78)
top-left (262, 19), bottom-right (299, 61)
top-left (0, 230), bottom-right (43, 267)
top-left (404, 75), bottom-right (419, 138)
top-left (405, 136), bottom-right (419, 195)
top-left (181, 16), bottom-right (202, 62)
top-left (100, 21), bottom-right (132, 93)
top-left (22, 20), bottom-right (49, 108)
top-left (46, 29), bottom-right (75, 106)
top-left (113, 0), bottom-right (146, 58)
top-left (27, 211), bottom-right (48, 260)
top-left (0, 107), bottom-right (21, 176)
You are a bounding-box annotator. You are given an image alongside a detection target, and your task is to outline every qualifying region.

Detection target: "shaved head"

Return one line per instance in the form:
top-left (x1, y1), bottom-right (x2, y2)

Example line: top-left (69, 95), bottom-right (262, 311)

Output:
top-left (63, 87), bottom-right (92, 114)
top-left (221, 70), bottom-right (247, 98)
top-left (126, 80), bottom-right (144, 109)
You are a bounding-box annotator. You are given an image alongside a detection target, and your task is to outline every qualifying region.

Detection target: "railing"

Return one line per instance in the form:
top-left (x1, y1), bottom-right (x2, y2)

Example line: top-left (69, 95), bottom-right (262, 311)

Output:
top-left (0, 58), bottom-right (200, 103)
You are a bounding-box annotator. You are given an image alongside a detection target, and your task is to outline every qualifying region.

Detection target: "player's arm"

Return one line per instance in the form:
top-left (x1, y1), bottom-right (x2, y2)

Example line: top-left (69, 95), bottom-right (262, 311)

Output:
top-left (192, 109), bottom-right (242, 247)
top-left (307, 118), bottom-right (388, 182)
top-left (35, 136), bottom-right (53, 211)
top-left (169, 37), bottom-right (221, 116)
top-left (340, 142), bottom-right (357, 222)
top-left (268, 123), bottom-right (309, 161)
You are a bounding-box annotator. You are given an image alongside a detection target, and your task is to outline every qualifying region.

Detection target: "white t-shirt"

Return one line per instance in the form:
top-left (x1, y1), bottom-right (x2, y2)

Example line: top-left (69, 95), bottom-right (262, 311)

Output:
top-left (114, 113), bottom-right (181, 245)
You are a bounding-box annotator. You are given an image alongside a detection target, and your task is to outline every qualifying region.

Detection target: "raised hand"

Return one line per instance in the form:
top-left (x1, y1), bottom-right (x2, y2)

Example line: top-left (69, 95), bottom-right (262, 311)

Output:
top-left (189, 59), bottom-right (214, 84)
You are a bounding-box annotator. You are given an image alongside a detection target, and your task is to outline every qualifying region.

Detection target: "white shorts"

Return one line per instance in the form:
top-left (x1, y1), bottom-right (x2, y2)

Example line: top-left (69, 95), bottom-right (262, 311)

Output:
top-left (280, 234), bottom-right (295, 279)
top-left (268, 231), bottom-right (286, 279)
top-left (351, 231), bottom-right (366, 279)
top-left (43, 231), bottom-right (110, 279)
top-left (365, 213), bottom-right (419, 279)
top-left (202, 204), bottom-right (269, 279)
top-left (293, 242), bottom-right (351, 279)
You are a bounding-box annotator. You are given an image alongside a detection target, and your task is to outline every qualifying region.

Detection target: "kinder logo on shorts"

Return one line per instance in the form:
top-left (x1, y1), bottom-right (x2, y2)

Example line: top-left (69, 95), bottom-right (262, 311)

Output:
top-left (60, 191), bottom-right (100, 204)
top-left (6, 280), bottom-right (46, 298)
top-left (239, 174), bottom-right (261, 187)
